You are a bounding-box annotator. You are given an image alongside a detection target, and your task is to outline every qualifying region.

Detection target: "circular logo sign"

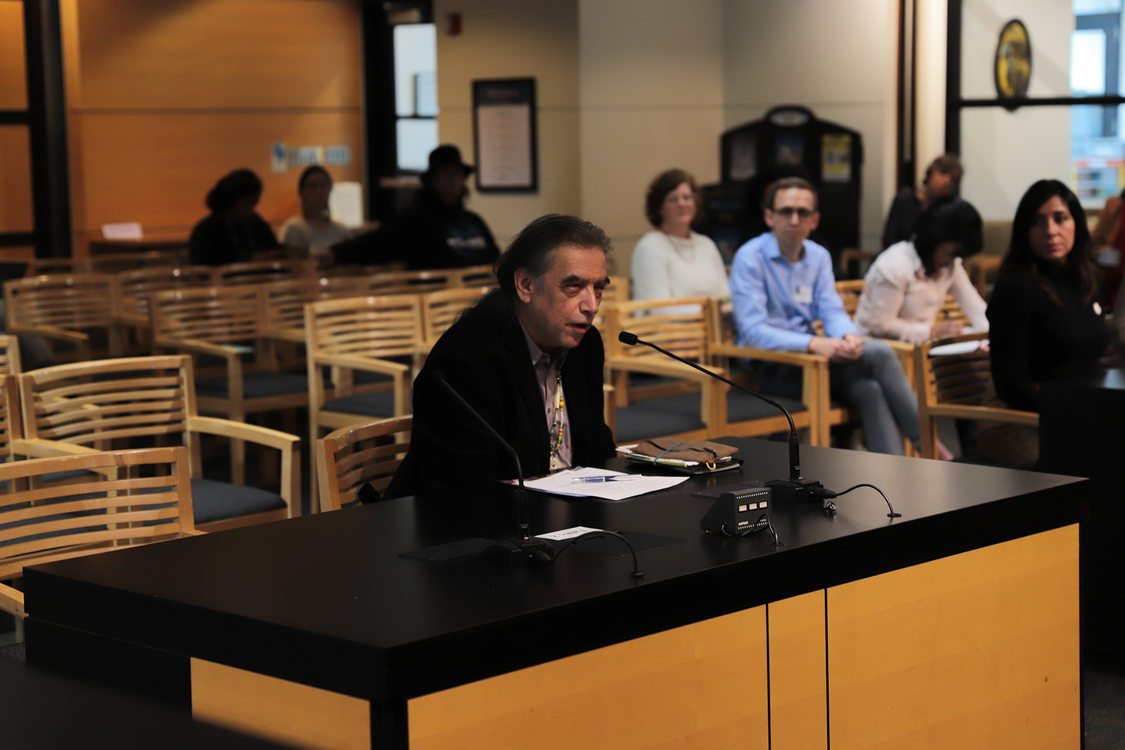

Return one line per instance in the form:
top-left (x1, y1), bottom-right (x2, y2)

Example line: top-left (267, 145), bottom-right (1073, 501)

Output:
top-left (995, 19), bottom-right (1031, 105)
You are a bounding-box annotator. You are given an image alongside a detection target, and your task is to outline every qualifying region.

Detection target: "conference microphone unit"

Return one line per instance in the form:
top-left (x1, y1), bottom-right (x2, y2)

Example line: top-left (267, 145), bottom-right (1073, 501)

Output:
top-left (434, 372), bottom-right (554, 567)
top-left (617, 331), bottom-right (826, 505)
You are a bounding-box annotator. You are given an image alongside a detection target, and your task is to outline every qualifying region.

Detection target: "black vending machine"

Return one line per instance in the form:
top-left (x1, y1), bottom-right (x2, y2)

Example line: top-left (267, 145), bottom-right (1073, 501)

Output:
top-left (699, 105), bottom-right (863, 266)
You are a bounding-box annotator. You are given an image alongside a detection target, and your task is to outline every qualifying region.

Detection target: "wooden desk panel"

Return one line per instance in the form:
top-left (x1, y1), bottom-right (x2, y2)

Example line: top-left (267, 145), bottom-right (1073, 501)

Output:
top-left (827, 524), bottom-right (1079, 750)
top-left (409, 607), bottom-right (768, 750)
top-left (768, 591), bottom-right (828, 750)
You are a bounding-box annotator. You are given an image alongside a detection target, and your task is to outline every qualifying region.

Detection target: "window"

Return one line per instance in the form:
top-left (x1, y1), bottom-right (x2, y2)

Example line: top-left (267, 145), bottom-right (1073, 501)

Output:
top-left (1071, 1), bottom-right (1124, 204)
top-left (393, 23), bottom-right (437, 172)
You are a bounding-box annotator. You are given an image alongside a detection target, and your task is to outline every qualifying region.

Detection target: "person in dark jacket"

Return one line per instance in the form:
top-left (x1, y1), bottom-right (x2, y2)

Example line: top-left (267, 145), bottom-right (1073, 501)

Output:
top-left (188, 168), bottom-right (279, 266)
top-left (881, 154), bottom-right (963, 250)
top-left (386, 214), bottom-right (616, 499)
top-left (980, 179), bottom-right (1109, 468)
top-left (331, 145), bottom-right (499, 269)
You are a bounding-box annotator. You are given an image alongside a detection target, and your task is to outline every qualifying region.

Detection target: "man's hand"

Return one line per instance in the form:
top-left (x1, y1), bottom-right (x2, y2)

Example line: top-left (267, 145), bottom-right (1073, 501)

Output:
top-left (808, 335), bottom-right (863, 362)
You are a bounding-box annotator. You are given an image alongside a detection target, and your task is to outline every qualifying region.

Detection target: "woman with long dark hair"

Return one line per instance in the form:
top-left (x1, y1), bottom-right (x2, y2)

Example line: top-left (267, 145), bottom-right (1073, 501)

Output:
top-left (855, 197), bottom-right (987, 343)
top-left (980, 179), bottom-right (1109, 468)
top-left (188, 168), bottom-right (279, 266)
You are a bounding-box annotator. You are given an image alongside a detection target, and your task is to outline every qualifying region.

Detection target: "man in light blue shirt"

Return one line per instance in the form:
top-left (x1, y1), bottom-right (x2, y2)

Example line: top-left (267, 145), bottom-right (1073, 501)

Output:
top-left (729, 177), bottom-right (923, 456)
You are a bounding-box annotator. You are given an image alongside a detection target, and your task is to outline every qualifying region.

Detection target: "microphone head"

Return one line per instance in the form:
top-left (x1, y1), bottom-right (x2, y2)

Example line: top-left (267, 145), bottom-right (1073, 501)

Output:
top-left (618, 331), bottom-right (639, 346)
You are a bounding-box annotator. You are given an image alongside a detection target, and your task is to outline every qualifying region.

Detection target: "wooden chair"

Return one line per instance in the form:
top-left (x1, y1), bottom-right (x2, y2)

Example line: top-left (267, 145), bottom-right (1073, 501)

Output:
top-left (115, 265), bottom-right (214, 352)
top-left (13, 355), bottom-right (300, 530)
top-left (965, 254), bottom-right (1002, 298)
top-left (305, 295), bottom-right (422, 501)
top-left (837, 247), bottom-right (879, 280)
top-left (3, 273), bottom-right (124, 362)
top-left (213, 259), bottom-right (316, 286)
top-left (317, 415), bottom-right (412, 513)
top-left (914, 331), bottom-right (1037, 460)
top-left (0, 334), bottom-right (21, 376)
top-left (85, 250), bottom-right (189, 275)
top-left (418, 286), bottom-right (490, 360)
top-left (0, 446), bottom-right (198, 621)
top-left (602, 297), bottom-right (718, 443)
top-left (451, 264), bottom-right (497, 288)
top-left (361, 268), bottom-right (460, 295)
top-left (150, 286), bottom-right (308, 485)
top-left (834, 279), bottom-right (865, 318)
top-left (258, 276), bottom-right (362, 371)
top-left (0, 374), bottom-right (19, 465)
top-left (706, 297), bottom-right (820, 443)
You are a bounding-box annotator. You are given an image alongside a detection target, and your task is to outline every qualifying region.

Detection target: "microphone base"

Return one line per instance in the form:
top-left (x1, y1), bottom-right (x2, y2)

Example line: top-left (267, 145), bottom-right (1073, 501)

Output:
top-left (483, 537), bottom-right (555, 567)
top-left (766, 478), bottom-right (827, 505)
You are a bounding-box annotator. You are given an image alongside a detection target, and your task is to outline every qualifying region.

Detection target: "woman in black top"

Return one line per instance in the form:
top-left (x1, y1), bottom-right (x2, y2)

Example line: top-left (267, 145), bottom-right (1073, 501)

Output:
top-left (981, 179), bottom-right (1109, 468)
top-left (189, 169), bottom-right (280, 266)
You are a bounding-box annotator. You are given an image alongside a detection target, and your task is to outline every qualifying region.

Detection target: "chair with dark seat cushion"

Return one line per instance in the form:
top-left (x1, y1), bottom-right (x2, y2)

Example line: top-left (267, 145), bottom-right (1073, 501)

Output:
top-left (150, 285), bottom-right (308, 485)
top-left (13, 355), bottom-right (299, 531)
top-left (317, 415), bottom-right (412, 512)
top-left (0, 446), bottom-right (198, 623)
top-left (304, 295), bottom-right (421, 504)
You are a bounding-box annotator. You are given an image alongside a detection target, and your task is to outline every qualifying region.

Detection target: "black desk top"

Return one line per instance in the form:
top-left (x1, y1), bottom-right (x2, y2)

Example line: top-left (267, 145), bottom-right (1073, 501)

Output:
top-left (24, 439), bottom-right (1086, 701)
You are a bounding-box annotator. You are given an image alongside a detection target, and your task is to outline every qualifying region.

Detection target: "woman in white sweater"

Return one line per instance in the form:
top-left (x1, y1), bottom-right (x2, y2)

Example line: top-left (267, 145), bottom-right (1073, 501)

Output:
top-left (630, 169), bottom-right (729, 304)
top-left (855, 198), bottom-right (988, 344)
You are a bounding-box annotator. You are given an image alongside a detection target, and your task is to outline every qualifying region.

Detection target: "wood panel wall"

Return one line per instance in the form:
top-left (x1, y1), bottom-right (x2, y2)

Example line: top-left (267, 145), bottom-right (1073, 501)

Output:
top-left (60, 0), bottom-right (364, 254)
top-left (0, 0), bottom-right (33, 240)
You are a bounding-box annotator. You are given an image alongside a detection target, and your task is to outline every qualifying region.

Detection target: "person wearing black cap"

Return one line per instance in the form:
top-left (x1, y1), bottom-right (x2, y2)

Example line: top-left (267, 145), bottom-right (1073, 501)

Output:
top-left (330, 144), bottom-right (499, 269)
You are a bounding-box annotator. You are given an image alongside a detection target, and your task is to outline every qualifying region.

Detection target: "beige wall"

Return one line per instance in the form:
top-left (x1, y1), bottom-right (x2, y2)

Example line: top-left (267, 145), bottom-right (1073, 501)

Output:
top-left (434, 0), bottom-right (580, 252)
top-left (916, 0), bottom-right (950, 182)
top-left (578, 0), bottom-right (725, 274)
top-left (958, 0), bottom-right (1073, 220)
top-left (722, 0), bottom-right (899, 253)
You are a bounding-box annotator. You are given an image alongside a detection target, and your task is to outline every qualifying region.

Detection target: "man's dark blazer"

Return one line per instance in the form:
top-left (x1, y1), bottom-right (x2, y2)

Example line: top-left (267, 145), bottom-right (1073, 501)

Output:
top-left (386, 291), bottom-right (617, 499)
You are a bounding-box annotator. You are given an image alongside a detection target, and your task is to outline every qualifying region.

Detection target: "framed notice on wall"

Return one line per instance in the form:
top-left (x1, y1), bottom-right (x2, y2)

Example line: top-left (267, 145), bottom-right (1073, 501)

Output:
top-left (472, 78), bottom-right (538, 193)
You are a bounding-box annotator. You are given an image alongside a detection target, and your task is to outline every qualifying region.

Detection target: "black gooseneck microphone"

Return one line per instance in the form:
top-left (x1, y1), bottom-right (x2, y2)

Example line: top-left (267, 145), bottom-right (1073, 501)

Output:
top-left (617, 331), bottom-right (826, 504)
top-left (434, 371), bottom-right (555, 567)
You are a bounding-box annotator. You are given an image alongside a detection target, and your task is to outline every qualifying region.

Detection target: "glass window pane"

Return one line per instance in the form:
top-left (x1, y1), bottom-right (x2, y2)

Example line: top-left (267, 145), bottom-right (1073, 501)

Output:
top-left (1072, 104), bottom-right (1125, 204)
top-left (393, 24), bottom-right (437, 117)
top-left (396, 119), bottom-right (438, 172)
top-left (0, 125), bottom-right (33, 233)
top-left (1071, 29), bottom-right (1107, 93)
top-left (0, 1), bottom-right (27, 110)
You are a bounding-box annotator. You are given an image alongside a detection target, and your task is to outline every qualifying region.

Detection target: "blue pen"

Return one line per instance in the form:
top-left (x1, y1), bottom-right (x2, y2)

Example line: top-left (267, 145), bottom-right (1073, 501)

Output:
top-left (571, 475), bottom-right (643, 483)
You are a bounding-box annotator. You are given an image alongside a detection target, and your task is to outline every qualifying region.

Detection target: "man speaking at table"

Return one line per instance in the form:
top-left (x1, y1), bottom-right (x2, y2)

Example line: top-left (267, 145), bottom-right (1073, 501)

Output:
top-left (386, 214), bottom-right (618, 498)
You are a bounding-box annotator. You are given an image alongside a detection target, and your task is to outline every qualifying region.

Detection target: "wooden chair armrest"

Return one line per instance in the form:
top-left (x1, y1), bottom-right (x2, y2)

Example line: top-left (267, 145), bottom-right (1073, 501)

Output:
top-left (312, 353), bottom-right (411, 376)
top-left (10, 438), bottom-right (100, 459)
top-left (8, 324), bottom-right (89, 345)
top-left (926, 404), bottom-right (1039, 426)
top-left (605, 356), bottom-right (715, 383)
top-left (874, 338), bottom-right (916, 355)
top-left (188, 416), bottom-right (301, 452)
top-left (710, 342), bottom-right (827, 369)
top-left (0, 582), bottom-right (25, 619)
top-left (154, 337), bottom-right (245, 360)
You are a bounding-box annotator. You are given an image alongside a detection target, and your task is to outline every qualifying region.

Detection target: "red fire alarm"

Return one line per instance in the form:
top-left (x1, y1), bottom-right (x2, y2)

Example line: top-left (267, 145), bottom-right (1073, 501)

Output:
top-left (446, 13), bottom-right (462, 36)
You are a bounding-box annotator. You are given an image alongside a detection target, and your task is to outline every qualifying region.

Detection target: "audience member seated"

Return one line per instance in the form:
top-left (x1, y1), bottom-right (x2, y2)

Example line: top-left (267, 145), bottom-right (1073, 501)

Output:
top-left (730, 177), bottom-right (939, 457)
top-left (331, 144), bottom-right (499, 270)
top-left (278, 165), bottom-right (351, 263)
top-left (881, 154), bottom-right (963, 250)
top-left (386, 214), bottom-right (616, 499)
top-left (1089, 186), bottom-right (1125, 310)
top-left (856, 197), bottom-right (988, 344)
top-left (630, 168), bottom-right (729, 306)
top-left (981, 179), bottom-right (1109, 468)
top-left (189, 168), bottom-right (280, 266)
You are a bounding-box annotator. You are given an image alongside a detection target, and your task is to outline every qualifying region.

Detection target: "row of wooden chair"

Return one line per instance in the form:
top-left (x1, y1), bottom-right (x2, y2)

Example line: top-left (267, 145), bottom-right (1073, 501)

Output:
top-left (0, 356), bottom-right (300, 531)
top-left (598, 291), bottom-right (1035, 463)
top-left (4, 264), bottom-right (497, 362)
top-left (0, 445), bottom-right (200, 624)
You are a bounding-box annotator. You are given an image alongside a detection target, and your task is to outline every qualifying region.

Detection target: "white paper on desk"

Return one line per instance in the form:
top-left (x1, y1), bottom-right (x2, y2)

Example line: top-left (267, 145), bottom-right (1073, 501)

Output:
top-left (522, 466), bottom-right (688, 501)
